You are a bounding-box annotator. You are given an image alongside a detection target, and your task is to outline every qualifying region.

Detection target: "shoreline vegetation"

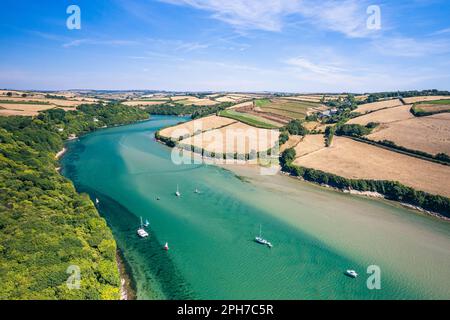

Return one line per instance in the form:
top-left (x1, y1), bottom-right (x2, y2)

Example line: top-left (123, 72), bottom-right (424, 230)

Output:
top-left (0, 103), bottom-right (149, 299)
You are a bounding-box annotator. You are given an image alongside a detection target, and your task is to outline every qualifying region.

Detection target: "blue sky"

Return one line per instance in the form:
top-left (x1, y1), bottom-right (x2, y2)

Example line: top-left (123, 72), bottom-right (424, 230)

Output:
top-left (1, 0), bottom-right (449, 92)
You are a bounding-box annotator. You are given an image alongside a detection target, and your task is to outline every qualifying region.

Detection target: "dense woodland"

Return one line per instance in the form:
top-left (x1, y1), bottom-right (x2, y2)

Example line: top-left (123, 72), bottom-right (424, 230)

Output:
top-left (0, 103), bottom-right (149, 299)
top-left (364, 89), bottom-right (450, 103)
top-left (144, 102), bottom-right (233, 119)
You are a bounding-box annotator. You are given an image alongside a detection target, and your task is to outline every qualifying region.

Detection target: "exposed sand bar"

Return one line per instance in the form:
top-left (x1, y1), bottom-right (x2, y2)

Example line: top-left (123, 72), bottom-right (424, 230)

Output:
top-left (217, 162), bottom-right (450, 298)
top-left (55, 147), bottom-right (67, 160)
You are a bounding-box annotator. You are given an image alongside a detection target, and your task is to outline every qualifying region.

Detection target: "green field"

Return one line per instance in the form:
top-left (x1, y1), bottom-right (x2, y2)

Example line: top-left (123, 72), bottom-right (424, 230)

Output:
top-left (412, 99), bottom-right (450, 116)
top-left (0, 100), bottom-right (51, 105)
top-left (219, 109), bottom-right (279, 129)
top-left (416, 99), bottom-right (450, 105)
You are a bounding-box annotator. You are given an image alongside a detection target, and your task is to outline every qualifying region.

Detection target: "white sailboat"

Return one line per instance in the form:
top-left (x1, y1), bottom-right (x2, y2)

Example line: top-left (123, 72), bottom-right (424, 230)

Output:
top-left (164, 242), bottom-right (169, 251)
top-left (255, 224), bottom-right (273, 248)
top-left (175, 184), bottom-right (181, 197)
top-left (137, 217), bottom-right (149, 238)
top-left (345, 270), bottom-right (358, 278)
top-left (95, 198), bottom-right (100, 205)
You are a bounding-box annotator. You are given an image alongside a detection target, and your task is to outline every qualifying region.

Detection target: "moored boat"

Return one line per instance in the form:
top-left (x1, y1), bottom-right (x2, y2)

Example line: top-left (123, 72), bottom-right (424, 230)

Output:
top-left (255, 224), bottom-right (273, 248)
top-left (345, 270), bottom-right (358, 278)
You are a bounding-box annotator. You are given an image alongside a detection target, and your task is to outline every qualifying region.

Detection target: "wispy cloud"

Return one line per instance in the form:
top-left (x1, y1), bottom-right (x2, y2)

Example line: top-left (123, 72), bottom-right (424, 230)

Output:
top-left (161, 0), bottom-right (376, 37)
top-left (431, 27), bottom-right (450, 36)
top-left (372, 36), bottom-right (450, 57)
top-left (285, 57), bottom-right (346, 74)
top-left (62, 39), bottom-right (140, 48)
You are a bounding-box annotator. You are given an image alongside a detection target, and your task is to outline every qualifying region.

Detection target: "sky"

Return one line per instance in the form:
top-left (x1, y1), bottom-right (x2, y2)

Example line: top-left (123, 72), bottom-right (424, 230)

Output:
top-left (0, 0), bottom-right (450, 92)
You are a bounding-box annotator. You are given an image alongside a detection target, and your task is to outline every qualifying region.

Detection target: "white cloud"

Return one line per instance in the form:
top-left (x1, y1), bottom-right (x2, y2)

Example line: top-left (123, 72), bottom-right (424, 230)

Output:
top-left (372, 36), bottom-right (450, 57)
top-left (431, 27), bottom-right (450, 36)
top-left (285, 57), bottom-right (346, 74)
top-left (161, 0), bottom-right (376, 37)
top-left (63, 39), bottom-right (139, 48)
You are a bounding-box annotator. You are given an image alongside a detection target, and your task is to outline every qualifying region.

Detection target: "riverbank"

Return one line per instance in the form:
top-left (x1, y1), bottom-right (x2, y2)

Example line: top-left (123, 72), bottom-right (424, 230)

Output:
top-left (116, 249), bottom-right (136, 300)
top-left (59, 115), bottom-right (450, 299)
top-left (55, 147), bottom-right (67, 160)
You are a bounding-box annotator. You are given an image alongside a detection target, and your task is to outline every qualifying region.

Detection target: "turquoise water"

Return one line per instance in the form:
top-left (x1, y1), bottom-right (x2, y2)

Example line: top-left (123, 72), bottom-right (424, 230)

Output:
top-left (61, 116), bottom-right (450, 300)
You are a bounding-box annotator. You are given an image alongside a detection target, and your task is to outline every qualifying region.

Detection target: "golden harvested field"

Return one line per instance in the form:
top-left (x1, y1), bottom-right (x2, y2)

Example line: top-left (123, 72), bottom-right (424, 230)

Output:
top-left (293, 135), bottom-right (326, 157)
top-left (173, 97), bottom-right (218, 106)
top-left (354, 99), bottom-right (402, 114)
top-left (0, 97), bottom-right (97, 107)
top-left (0, 103), bottom-right (73, 116)
top-left (303, 121), bottom-right (321, 131)
top-left (294, 136), bottom-right (450, 197)
top-left (229, 101), bottom-right (253, 110)
top-left (159, 115), bottom-right (236, 139)
top-left (215, 96), bottom-right (237, 103)
top-left (179, 121), bottom-right (279, 154)
top-left (367, 113), bottom-right (450, 155)
top-left (347, 105), bottom-right (414, 126)
top-left (403, 96), bottom-right (450, 104)
top-left (123, 100), bottom-right (165, 106)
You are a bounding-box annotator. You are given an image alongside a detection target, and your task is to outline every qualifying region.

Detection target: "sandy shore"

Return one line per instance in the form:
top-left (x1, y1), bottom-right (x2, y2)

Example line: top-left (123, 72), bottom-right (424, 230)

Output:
top-left (55, 147), bottom-right (67, 160)
top-left (218, 162), bottom-right (450, 221)
top-left (116, 250), bottom-right (136, 300)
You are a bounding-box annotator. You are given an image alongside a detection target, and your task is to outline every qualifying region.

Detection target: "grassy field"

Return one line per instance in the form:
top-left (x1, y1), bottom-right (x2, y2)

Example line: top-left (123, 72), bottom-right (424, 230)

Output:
top-left (403, 96), bottom-right (450, 104)
top-left (254, 98), bottom-right (318, 120)
top-left (218, 109), bottom-right (280, 129)
top-left (412, 99), bottom-right (450, 116)
top-left (0, 100), bottom-right (51, 105)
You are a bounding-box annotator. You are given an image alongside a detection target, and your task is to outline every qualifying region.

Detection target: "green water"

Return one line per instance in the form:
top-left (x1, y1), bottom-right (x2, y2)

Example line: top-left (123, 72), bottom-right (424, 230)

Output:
top-left (61, 116), bottom-right (450, 300)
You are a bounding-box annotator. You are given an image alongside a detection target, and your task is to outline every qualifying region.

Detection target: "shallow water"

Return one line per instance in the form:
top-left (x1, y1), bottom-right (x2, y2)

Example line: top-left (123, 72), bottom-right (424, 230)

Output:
top-left (61, 116), bottom-right (450, 300)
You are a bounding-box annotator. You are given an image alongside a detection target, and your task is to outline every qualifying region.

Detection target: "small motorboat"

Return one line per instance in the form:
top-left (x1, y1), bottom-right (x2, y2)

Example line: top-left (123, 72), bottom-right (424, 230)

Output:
top-left (137, 228), bottom-right (149, 238)
top-left (137, 217), bottom-right (149, 238)
top-left (175, 184), bottom-right (181, 197)
top-left (345, 270), bottom-right (358, 278)
top-left (164, 242), bottom-right (169, 251)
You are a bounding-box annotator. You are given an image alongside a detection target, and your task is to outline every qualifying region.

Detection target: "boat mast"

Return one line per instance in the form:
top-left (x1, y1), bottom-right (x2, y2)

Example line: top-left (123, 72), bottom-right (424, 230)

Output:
top-left (140, 216), bottom-right (143, 228)
top-left (259, 224), bottom-right (262, 238)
